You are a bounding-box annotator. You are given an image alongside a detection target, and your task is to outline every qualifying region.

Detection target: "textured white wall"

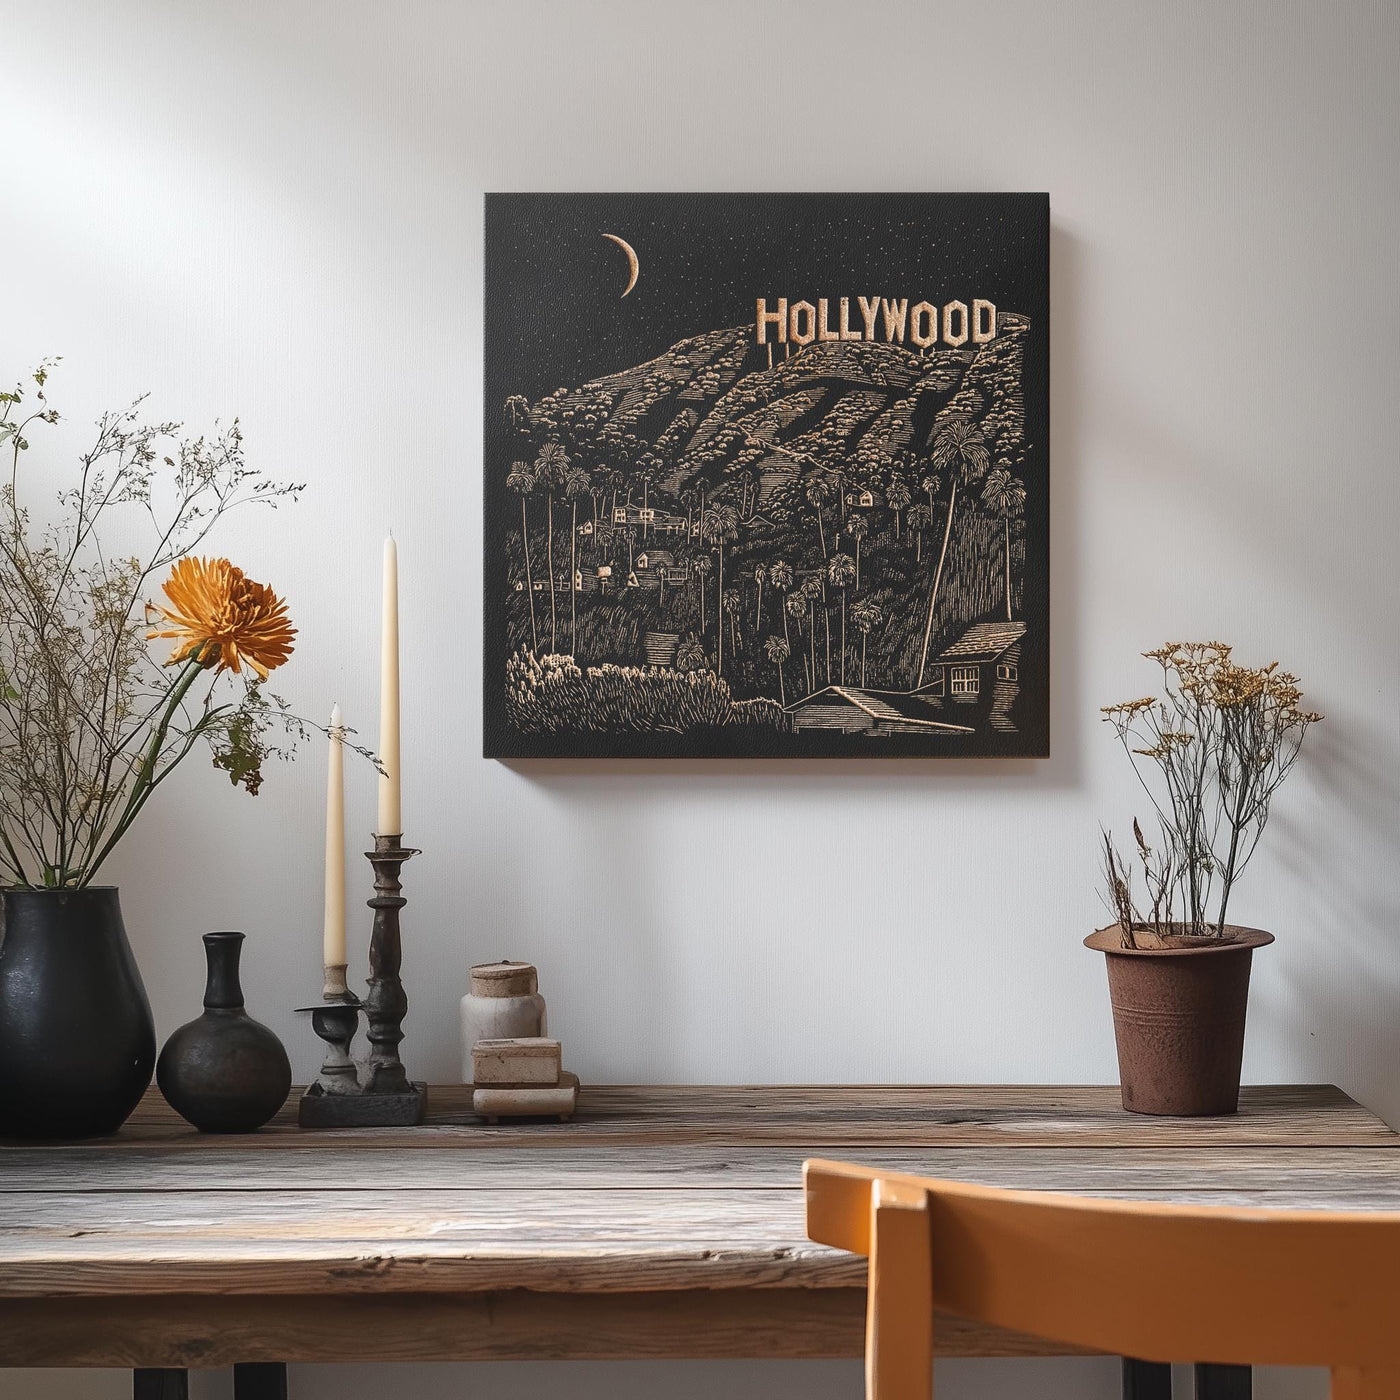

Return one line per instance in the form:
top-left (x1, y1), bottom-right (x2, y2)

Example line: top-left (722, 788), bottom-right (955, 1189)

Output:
top-left (1, 2), bottom-right (1397, 1397)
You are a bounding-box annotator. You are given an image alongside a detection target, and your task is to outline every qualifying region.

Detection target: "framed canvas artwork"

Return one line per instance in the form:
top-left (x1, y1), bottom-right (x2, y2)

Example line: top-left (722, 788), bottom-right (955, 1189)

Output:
top-left (483, 193), bottom-right (1049, 758)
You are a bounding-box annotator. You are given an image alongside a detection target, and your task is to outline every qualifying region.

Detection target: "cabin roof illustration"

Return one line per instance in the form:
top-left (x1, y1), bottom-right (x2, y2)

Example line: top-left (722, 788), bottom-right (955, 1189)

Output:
top-left (932, 621), bottom-right (1026, 666)
top-left (636, 549), bottom-right (675, 568)
top-left (784, 686), bottom-right (976, 732)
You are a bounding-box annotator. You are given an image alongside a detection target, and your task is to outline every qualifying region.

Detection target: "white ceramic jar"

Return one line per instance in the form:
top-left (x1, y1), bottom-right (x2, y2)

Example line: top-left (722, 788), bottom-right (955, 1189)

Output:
top-left (460, 962), bottom-right (548, 1082)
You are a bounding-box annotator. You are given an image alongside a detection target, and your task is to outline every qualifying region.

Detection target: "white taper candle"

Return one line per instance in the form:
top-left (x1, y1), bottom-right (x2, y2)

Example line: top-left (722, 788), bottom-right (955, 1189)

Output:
top-left (377, 535), bottom-right (402, 836)
top-left (323, 703), bottom-right (346, 972)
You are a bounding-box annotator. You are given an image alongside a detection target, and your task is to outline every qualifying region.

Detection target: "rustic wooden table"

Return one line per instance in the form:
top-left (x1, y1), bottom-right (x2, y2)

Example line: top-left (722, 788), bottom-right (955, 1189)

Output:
top-left (0, 1084), bottom-right (1394, 1382)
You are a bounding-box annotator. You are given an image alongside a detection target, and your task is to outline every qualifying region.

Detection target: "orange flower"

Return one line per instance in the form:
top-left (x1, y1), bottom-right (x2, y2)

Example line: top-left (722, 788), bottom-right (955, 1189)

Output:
top-left (147, 557), bottom-right (295, 680)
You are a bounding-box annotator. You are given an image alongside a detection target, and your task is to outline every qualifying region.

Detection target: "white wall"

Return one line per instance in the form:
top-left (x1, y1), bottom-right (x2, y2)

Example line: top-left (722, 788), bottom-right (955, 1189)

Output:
top-left (2, 2), bottom-right (1397, 1397)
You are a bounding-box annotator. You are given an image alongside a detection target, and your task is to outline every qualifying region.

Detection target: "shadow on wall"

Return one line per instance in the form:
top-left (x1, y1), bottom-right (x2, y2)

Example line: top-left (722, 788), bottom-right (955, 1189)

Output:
top-left (502, 226), bottom-right (1088, 798)
top-left (1263, 713), bottom-right (1400, 1127)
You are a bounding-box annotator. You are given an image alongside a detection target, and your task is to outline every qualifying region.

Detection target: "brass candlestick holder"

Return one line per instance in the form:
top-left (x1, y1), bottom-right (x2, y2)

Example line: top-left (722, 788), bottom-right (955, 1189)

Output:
top-left (298, 834), bottom-right (427, 1128)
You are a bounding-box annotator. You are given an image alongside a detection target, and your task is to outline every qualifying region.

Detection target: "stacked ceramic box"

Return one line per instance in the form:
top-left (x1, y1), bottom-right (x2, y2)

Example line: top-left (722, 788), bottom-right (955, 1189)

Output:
top-left (460, 961), bottom-right (579, 1121)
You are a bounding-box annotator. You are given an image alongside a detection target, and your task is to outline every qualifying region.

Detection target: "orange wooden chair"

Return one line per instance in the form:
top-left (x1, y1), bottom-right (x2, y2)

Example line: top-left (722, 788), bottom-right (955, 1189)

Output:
top-left (804, 1158), bottom-right (1400, 1400)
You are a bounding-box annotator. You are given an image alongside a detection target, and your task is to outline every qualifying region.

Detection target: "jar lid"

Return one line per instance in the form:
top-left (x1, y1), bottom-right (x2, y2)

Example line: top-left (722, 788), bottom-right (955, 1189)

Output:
top-left (470, 961), bottom-right (538, 997)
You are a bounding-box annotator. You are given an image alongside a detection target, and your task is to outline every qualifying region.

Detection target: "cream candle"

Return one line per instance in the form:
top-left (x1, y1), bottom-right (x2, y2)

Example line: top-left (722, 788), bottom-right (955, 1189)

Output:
top-left (377, 535), bottom-right (401, 836)
top-left (323, 703), bottom-right (346, 988)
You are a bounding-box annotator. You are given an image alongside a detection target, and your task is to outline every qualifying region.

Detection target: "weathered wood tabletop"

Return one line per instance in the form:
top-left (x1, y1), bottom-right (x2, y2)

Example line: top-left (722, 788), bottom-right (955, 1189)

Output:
top-left (0, 1084), bottom-right (1394, 1369)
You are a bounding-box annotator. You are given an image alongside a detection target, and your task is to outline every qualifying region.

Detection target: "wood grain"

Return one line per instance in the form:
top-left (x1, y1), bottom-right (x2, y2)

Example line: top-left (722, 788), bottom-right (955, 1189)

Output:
top-left (0, 1292), bottom-right (1087, 1367)
top-left (0, 1084), bottom-right (1390, 1366)
top-left (5, 1144), bottom-right (1399, 1198)
top-left (101, 1083), bottom-right (1392, 1149)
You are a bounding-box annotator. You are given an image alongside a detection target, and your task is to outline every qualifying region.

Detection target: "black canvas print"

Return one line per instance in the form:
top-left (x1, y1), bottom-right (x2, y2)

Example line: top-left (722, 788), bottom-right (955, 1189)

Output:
top-left (484, 193), bottom-right (1049, 758)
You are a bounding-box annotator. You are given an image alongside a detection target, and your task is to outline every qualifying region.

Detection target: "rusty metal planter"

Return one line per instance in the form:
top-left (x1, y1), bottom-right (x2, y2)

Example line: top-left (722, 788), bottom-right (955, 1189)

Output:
top-left (1085, 924), bottom-right (1275, 1117)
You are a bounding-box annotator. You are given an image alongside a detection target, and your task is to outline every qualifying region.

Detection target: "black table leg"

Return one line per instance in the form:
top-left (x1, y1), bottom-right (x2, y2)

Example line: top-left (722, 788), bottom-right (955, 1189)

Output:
top-left (1123, 1358), bottom-right (1172, 1398)
top-left (133, 1371), bottom-right (188, 1400)
top-left (1196, 1364), bottom-right (1252, 1399)
top-left (234, 1362), bottom-right (289, 1400)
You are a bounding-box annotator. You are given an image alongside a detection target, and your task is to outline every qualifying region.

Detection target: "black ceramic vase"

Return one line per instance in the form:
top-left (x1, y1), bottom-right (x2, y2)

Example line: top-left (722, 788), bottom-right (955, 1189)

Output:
top-left (0, 887), bottom-right (157, 1139)
top-left (157, 931), bottom-right (291, 1133)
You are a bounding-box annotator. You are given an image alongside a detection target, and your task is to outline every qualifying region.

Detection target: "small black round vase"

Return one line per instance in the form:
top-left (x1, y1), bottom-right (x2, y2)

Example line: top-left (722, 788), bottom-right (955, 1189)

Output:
top-left (157, 931), bottom-right (291, 1133)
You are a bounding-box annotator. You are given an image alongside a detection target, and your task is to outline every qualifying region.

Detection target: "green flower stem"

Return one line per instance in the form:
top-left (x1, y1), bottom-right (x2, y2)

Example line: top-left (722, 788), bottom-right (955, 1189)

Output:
top-left (78, 656), bottom-right (211, 887)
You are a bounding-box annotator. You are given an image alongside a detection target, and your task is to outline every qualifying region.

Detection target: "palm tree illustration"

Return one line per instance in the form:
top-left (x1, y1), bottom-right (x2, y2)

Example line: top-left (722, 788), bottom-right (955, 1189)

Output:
top-left (605, 467), bottom-right (626, 520)
top-left (723, 586), bottom-right (742, 656)
top-left (765, 634), bottom-right (791, 706)
top-left (637, 453), bottom-right (660, 537)
top-left (916, 418), bottom-right (991, 688)
top-left (907, 501), bottom-right (932, 565)
top-left (753, 564), bottom-right (767, 633)
top-left (588, 467), bottom-right (607, 531)
top-left (827, 552), bottom-right (857, 685)
top-left (920, 473), bottom-right (940, 510)
top-left (506, 460), bottom-right (538, 652)
top-left (846, 514), bottom-right (869, 589)
top-left (691, 474), bottom-right (712, 533)
top-left (565, 465), bottom-right (590, 652)
top-left (691, 553), bottom-right (711, 635)
top-left (982, 466), bottom-right (1027, 621)
top-left (503, 394), bottom-right (531, 432)
top-left (850, 598), bottom-right (884, 688)
top-left (885, 476), bottom-right (911, 539)
top-left (680, 485), bottom-right (700, 537)
top-left (800, 578), bottom-right (821, 692)
top-left (534, 440), bottom-right (569, 652)
top-left (787, 590), bottom-right (811, 694)
top-left (806, 476), bottom-right (834, 559)
top-left (699, 503), bottom-right (739, 676)
top-left (769, 559), bottom-right (795, 651)
top-left (675, 636), bottom-right (708, 673)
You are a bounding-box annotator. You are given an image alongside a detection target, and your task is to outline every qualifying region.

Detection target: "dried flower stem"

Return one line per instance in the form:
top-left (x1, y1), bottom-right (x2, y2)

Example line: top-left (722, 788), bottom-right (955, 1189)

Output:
top-left (0, 363), bottom-right (318, 888)
top-left (1100, 642), bottom-right (1321, 942)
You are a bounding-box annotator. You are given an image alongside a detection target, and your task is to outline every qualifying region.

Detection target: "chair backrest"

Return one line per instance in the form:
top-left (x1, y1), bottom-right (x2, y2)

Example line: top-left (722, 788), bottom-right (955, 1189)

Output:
top-left (804, 1158), bottom-right (1400, 1398)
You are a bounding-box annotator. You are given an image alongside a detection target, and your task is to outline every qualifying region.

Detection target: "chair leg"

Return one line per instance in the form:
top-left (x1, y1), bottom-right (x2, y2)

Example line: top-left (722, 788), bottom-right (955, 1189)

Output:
top-left (1196, 1364), bottom-right (1251, 1399)
top-left (133, 1371), bottom-right (188, 1400)
top-left (865, 1178), bottom-right (932, 1400)
top-left (234, 1362), bottom-right (289, 1400)
top-left (1122, 1358), bottom-right (1171, 1399)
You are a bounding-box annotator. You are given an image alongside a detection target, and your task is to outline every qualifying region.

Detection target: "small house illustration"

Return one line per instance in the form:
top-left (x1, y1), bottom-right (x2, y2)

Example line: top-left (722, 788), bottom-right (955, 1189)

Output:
top-left (577, 519), bottom-right (594, 537)
top-left (644, 631), bottom-right (681, 667)
top-left (785, 686), bottom-right (975, 737)
top-left (613, 503), bottom-right (685, 534)
top-left (650, 510), bottom-right (687, 536)
top-left (919, 620), bottom-right (1025, 732)
top-left (784, 621), bottom-right (1027, 736)
top-left (846, 487), bottom-right (881, 508)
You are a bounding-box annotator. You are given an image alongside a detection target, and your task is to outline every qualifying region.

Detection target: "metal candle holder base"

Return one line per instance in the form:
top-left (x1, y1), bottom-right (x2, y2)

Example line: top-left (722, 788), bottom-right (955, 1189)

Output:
top-left (298, 834), bottom-right (427, 1128)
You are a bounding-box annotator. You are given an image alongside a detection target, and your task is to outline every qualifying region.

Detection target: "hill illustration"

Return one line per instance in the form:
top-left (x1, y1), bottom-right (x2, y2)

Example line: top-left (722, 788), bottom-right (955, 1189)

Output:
top-left (496, 313), bottom-right (1035, 737)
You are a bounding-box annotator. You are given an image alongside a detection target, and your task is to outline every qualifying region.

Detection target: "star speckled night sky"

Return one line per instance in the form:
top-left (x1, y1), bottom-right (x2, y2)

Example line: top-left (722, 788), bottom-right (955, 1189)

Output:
top-left (484, 193), bottom-right (1048, 404)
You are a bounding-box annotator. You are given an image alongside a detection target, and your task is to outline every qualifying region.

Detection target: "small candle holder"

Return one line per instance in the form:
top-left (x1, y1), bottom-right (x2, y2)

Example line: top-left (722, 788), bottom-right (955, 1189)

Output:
top-left (297, 833), bottom-right (428, 1128)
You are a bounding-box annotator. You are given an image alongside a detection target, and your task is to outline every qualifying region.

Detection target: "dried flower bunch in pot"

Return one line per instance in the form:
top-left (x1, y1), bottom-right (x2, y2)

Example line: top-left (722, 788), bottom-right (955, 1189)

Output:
top-left (0, 363), bottom-right (315, 1138)
top-left (1090, 642), bottom-right (1321, 1116)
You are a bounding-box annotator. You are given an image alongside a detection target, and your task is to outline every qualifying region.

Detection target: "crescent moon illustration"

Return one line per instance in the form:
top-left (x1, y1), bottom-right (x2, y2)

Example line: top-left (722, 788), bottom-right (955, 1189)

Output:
top-left (602, 232), bottom-right (640, 297)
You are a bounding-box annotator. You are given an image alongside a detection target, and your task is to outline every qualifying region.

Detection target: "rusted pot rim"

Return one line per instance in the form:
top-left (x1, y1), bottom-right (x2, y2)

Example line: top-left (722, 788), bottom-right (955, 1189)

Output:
top-left (1084, 925), bottom-right (1274, 957)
